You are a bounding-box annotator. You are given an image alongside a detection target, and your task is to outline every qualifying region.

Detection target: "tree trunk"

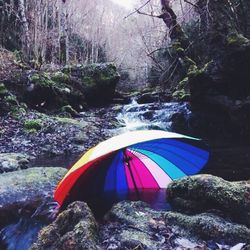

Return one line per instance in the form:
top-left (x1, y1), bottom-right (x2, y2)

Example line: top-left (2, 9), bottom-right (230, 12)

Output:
top-left (18, 0), bottom-right (30, 59)
top-left (160, 0), bottom-right (188, 48)
top-left (159, 0), bottom-right (193, 87)
top-left (59, 0), bottom-right (69, 65)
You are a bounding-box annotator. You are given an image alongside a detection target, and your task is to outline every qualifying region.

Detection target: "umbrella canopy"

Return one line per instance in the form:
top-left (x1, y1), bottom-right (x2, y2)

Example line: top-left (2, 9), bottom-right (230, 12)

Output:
top-left (54, 130), bottom-right (209, 206)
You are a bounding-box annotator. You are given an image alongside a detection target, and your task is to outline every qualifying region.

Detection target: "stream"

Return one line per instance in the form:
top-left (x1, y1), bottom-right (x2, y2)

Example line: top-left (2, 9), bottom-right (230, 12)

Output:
top-left (0, 99), bottom-right (190, 249)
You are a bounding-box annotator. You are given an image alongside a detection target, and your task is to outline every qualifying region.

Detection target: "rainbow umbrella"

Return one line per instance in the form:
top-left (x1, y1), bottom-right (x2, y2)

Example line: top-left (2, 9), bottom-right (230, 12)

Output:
top-left (54, 130), bottom-right (209, 206)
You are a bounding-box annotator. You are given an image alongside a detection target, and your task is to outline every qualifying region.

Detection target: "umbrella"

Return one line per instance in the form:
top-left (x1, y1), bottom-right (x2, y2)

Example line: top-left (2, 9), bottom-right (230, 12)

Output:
top-left (54, 130), bottom-right (209, 206)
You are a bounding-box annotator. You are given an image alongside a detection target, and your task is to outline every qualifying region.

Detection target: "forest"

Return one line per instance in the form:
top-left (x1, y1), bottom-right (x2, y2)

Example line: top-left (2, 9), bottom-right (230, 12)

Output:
top-left (0, 0), bottom-right (250, 249)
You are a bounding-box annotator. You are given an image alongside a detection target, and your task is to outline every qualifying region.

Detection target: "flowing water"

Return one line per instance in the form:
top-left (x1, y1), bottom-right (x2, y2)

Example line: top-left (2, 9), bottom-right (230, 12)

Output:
top-left (0, 219), bottom-right (45, 250)
top-left (116, 99), bottom-right (190, 132)
top-left (0, 99), bottom-right (189, 249)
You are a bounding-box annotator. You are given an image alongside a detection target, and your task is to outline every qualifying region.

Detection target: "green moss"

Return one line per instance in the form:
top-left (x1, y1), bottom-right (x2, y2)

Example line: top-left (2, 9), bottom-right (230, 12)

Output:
top-left (178, 77), bottom-right (189, 88)
top-left (24, 119), bottom-right (42, 131)
top-left (172, 77), bottom-right (190, 100)
top-left (51, 72), bottom-right (70, 83)
top-left (187, 65), bottom-right (200, 77)
top-left (0, 83), bottom-right (8, 96)
top-left (11, 107), bottom-right (26, 118)
top-left (227, 33), bottom-right (248, 45)
top-left (5, 95), bottom-right (18, 104)
top-left (187, 61), bottom-right (211, 77)
top-left (82, 76), bottom-right (95, 86)
top-left (30, 73), bottom-right (55, 87)
top-left (30, 73), bottom-right (40, 82)
top-left (172, 41), bottom-right (182, 50)
top-left (173, 89), bottom-right (190, 100)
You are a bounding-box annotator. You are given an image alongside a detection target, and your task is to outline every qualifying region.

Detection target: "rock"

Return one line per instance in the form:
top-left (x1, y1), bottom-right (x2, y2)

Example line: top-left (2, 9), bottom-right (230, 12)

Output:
top-left (61, 105), bottom-right (81, 118)
top-left (63, 63), bottom-right (120, 106)
top-left (170, 112), bottom-right (188, 133)
top-left (165, 212), bottom-right (250, 245)
top-left (101, 201), bottom-right (173, 249)
top-left (30, 201), bottom-right (99, 250)
top-left (0, 167), bottom-right (66, 227)
top-left (72, 132), bottom-right (88, 145)
top-left (112, 91), bottom-right (131, 105)
top-left (167, 175), bottom-right (250, 227)
top-left (203, 145), bottom-right (250, 181)
top-left (137, 93), bottom-right (159, 104)
top-left (0, 153), bottom-right (32, 173)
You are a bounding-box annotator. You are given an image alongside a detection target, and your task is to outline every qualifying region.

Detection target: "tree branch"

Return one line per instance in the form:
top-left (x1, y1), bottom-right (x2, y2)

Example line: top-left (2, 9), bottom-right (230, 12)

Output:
top-left (183, 0), bottom-right (199, 9)
top-left (124, 0), bottom-right (151, 19)
top-left (136, 9), bottom-right (161, 18)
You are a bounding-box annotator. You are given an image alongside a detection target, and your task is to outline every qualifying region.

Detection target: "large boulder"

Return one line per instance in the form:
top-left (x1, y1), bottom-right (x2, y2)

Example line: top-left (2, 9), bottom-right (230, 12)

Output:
top-left (0, 167), bottom-right (66, 227)
top-left (166, 175), bottom-right (250, 227)
top-left (30, 201), bottom-right (99, 250)
top-left (63, 63), bottom-right (120, 106)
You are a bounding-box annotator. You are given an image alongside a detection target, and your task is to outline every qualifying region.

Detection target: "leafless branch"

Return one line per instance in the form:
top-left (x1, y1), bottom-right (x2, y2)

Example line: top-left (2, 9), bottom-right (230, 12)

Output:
top-left (183, 0), bottom-right (199, 9)
top-left (147, 48), bottom-right (165, 56)
top-left (124, 0), bottom-right (151, 19)
top-left (136, 9), bottom-right (161, 18)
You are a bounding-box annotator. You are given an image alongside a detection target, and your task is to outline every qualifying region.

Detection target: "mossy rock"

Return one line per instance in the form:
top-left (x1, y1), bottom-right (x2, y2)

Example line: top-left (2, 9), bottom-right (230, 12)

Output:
top-left (30, 201), bottom-right (99, 250)
top-left (165, 212), bottom-right (250, 244)
top-left (63, 63), bottom-right (120, 105)
top-left (81, 64), bottom-right (120, 105)
top-left (23, 71), bottom-right (86, 112)
top-left (0, 167), bottom-right (67, 227)
top-left (167, 175), bottom-right (250, 227)
top-left (24, 119), bottom-right (42, 131)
